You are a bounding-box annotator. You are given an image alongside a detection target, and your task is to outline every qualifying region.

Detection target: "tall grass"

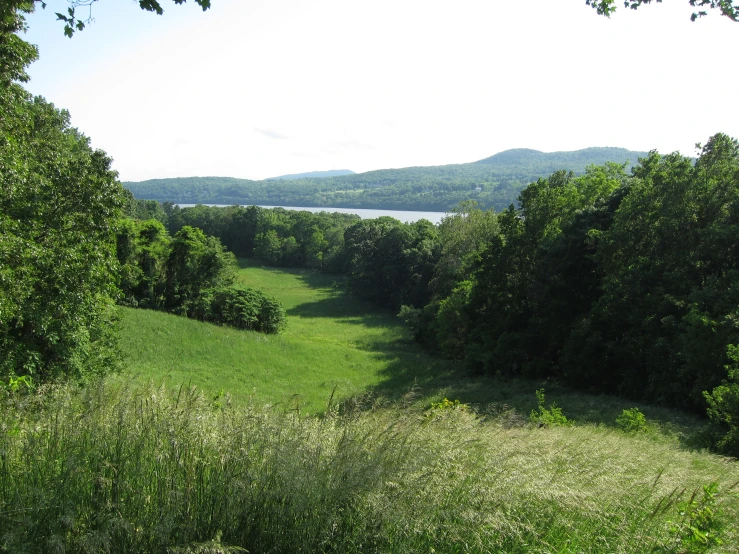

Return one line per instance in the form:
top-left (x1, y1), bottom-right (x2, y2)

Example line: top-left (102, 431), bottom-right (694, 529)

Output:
top-left (1, 381), bottom-right (737, 553)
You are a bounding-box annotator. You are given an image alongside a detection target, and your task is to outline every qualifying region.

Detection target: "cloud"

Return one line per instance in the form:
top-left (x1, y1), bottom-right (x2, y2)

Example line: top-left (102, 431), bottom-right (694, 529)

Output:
top-left (254, 128), bottom-right (289, 140)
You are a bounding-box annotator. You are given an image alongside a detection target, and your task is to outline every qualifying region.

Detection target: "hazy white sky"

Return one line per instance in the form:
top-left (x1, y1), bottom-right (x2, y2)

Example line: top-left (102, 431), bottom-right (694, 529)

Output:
top-left (22, 0), bottom-right (737, 182)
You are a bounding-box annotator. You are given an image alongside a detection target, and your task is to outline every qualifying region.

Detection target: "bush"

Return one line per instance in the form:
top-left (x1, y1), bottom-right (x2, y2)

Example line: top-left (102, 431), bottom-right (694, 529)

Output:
top-left (425, 397), bottom-right (469, 418)
top-left (190, 286), bottom-right (286, 334)
top-left (616, 407), bottom-right (647, 433)
top-left (703, 344), bottom-right (739, 456)
top-left (529, 388), bottom-right (571, 427)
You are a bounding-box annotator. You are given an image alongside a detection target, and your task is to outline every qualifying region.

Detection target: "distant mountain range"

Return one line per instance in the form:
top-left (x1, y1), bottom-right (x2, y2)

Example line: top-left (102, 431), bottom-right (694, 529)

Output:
top-left (268, 169), bottom-right (356, 180)
top-left (124, 146), bottom-right (650, 212)
top-left (476, 146), bottom-right (644, 166)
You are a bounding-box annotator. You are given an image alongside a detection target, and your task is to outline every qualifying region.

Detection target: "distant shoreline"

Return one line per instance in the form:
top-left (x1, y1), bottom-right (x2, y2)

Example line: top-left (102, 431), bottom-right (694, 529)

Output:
top-left (176, 204), bottom-right (449, 224)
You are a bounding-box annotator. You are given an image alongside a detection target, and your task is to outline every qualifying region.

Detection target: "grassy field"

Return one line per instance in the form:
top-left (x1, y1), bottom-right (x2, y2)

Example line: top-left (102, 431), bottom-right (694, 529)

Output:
top-left (4, 260), bottom-right (739, 552)
top-left (2, 380), bottom-right (738, 553)
top-left (118, 259), bottom-right (461, 412)
top-left (120, 260), bottom-right (713, 436)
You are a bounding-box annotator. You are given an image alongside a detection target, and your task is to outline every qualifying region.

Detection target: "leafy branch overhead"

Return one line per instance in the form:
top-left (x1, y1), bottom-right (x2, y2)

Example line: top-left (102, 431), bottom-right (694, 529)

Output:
top-left (586, 0), bottom-right (738, 21)
top-left (42, 0), bottom-right (212, 37)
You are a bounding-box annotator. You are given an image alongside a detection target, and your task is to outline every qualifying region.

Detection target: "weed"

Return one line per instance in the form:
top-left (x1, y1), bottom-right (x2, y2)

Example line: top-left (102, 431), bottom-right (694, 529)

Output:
top-left (666, 482), bottom-right (723, 553)
top-left (425, 397), bottom-right (469, 418)
top-left (1, 381), bottom-right (738, 553)
top-left (3, 374), bottom-right (34, 395)
top-left (529, 388), bottom-right (571, 427)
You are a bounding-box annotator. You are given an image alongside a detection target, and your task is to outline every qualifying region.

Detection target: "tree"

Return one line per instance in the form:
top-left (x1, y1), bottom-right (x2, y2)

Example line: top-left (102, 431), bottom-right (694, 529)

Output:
top-left (704, 344), bottom-right (739, 455)
top-left (165, 225), bottom-right (235, 312)
top-left (562, 135), bottom-right (739, 410)
top-left (1, 1), bottom-right (125, 381)
top-left (344, 217), bottom-right (439, 311)
top-left (586, 0), bottom-right (738, 22)
top-left (254, 229), bottom-right (282, 265)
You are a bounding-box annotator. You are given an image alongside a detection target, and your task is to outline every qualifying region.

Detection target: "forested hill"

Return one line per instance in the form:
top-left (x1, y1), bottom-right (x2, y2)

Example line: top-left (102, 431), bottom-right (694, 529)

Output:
top-left (269, 169), bottom-right (355, 180)
top-left (476, 146), bottom-right (644, 167)
top-left (124, 146), bottom-right (649, 212)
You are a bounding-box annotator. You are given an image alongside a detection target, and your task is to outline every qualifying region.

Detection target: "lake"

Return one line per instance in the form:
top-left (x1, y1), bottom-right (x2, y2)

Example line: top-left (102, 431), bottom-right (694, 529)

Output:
top-left (176, 204), bottom-right (449, 224)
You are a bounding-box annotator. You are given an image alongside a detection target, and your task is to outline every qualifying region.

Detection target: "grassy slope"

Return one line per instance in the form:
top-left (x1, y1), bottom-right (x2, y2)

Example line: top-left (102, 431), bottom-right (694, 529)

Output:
top-left (49, 261), bottom-right (739, 551)
top-left (4, 380), bottom-right (738, 552)
top-left (121, 260), bottom-right (711, 433)
top-left (119, 259), bottom-right (454, 412)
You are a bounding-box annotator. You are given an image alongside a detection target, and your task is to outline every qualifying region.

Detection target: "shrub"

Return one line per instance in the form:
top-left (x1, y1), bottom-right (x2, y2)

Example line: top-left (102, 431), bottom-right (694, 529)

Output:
top-left (703, 344), bottom-right (739, 456)
top-left (190, 286), bottom-right (286, 334)
top-left (529, 388), bottom-right (570, 427)
top-left (616, 407), bottom-right (647, 433)
top-left (667, 482), bottom-right (723, 553)
top-left (425, 397), bottom-right (469, 418)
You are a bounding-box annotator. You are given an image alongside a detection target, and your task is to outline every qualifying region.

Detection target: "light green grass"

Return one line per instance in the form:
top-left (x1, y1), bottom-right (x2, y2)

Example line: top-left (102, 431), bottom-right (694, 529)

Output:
top-left (119, 261), bottom-right (714, 443)
top-left (118, 259), bottom-right (454, 412)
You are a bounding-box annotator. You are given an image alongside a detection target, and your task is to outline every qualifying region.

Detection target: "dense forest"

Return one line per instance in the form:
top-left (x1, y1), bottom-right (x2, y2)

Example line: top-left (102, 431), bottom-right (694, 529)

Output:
top-left (138, 140), bottom-right (739, 455)
top-left (123, 147), bottom-right (648, 212)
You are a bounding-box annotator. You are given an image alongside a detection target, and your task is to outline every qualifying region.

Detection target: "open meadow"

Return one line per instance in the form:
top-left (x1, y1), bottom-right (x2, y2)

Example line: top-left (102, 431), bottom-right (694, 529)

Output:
top-left (117, 258), bottom-right (463, 412)
top-left (118, 260), bottom-right (724, 434)
top-left (3, 261), bottom-right (737, 552)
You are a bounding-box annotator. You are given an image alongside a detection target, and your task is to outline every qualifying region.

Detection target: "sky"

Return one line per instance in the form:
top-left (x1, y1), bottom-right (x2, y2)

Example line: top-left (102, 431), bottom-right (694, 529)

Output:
top-left (21, 0), bottom-right (738, 182)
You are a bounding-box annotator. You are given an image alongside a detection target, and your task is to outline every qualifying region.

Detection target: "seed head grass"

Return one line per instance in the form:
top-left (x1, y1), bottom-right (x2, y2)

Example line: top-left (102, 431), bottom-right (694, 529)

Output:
top-left (1, 380), bottom-right (738, 553)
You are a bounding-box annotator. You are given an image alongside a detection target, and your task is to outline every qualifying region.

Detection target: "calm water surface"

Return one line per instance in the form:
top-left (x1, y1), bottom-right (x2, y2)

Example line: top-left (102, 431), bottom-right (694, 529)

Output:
top-left (177, 204), bottom-right (448, 224)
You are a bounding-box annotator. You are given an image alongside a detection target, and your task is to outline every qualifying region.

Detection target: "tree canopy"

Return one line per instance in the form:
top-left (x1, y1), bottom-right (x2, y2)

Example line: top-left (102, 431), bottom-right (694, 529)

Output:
top-left (1, 1), bottom-right (125, 380)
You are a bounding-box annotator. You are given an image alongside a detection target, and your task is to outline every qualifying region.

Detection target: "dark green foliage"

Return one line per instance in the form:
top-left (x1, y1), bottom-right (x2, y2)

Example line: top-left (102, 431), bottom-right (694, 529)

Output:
top-left (123, 147), bottom-right (647, 213)
top-left (704, 345), bottom-right (739, 455)
top-left (168, 204), bottom-right (357, 271)
top-left (124, 138), bottom-right (739, 440)
top-left (254, 228), bottom-right (283, 265)
top-left (563, 136), bottom-right (739, 410)
top-left (122, 189), bottom-right (169, 225)
top-left (344, 217), bottom-right (440, 310)
top-left (397, 140), bottom-right (739, 434)
top-left (1, 2), bottom-right (124, 382)
top-left (117, 218), bottom-right (170, 308)
top-left (165, 226), bottom-right (236, 312)
top-left (115, 218), bottom-right (286, 333)
top-left (191, 285), bottom-right (286, 334)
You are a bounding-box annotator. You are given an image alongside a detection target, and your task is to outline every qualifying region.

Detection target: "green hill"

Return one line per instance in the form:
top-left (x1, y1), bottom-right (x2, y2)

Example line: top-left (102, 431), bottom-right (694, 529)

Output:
top-left (6, 262), bottom-right (737, 553)
top-left (123, 146), bottom-right (649, 212)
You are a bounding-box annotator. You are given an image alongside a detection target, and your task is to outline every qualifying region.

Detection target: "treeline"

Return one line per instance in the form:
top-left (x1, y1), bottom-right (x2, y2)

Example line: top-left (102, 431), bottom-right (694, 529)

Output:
top-left (126, 201), bottom-right (361, 271)
top-left (412, 140), bottom-right (739, 418)
top-left (143, 136), bottom-right (739, 452)
top-left (123, 147), bottom-right (648, 213)
top-left (116, 219), bottom-right (286, 334)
